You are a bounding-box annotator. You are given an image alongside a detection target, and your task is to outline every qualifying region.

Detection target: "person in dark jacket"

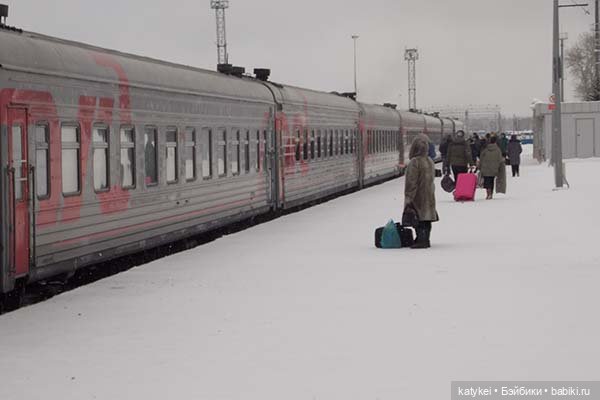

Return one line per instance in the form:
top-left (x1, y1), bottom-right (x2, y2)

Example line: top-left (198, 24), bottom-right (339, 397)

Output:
top-left (446, 130), bottom-right (473, 180)
top-left (469, 132), bottom-right (481, 162)
top-left (404, 135), bottom-right (439, 249)
top-left (428, 141), bottom-right (436, 160)
top-left (478, 136), bottom-right (505, 200)
top-left (507, 134), bottom-right (523, 177)
top-left (499, 133), bottom-right (509, 157)
top-left (439, 134), bottom-right (452, 174)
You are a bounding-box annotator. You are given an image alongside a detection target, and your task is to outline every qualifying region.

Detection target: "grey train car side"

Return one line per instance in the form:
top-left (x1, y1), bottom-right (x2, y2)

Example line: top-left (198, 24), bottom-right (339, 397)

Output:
top-left (265, 84), bottom-right (361, 209)
top-left (360, 103), bottom-right (403, 185)
top-left (0, 28), bottom-right (462, 299)
top-left (0, 30), bottom-right (276, 294)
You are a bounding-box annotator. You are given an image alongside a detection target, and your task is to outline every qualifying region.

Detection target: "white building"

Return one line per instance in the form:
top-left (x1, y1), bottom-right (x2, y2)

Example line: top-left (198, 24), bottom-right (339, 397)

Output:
top-left (533, 102), bottom-right (600, 162)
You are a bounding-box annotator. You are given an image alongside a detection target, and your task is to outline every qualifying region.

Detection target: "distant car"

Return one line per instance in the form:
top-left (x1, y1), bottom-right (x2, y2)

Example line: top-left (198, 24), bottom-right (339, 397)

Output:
top-left (518, 131), bottom-right (534, 144)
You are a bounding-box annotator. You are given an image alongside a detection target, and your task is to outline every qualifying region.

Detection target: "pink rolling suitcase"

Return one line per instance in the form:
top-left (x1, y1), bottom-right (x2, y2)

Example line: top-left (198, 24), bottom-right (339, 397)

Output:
top-left (454, 173), bottom-right (477, 202)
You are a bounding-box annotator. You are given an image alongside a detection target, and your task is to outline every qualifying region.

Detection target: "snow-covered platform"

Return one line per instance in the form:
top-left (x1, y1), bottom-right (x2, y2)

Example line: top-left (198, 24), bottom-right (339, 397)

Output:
top-left (1, 148), bottom-right (600, 400)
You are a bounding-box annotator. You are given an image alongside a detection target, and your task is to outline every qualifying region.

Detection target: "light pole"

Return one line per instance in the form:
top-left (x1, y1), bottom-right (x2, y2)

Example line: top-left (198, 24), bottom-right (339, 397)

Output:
top-left (552, 1), bottom-right (588, 189)
top-left (559, 32), bottom-right (568, 102)
top-left (352, 35), bottom-right (359, 98)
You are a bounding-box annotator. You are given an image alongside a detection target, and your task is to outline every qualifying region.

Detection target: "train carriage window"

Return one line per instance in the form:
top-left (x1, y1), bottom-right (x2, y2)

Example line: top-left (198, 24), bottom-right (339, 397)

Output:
top-left (166, 128), bottom-right (178, 183)
top-left (329, 130), bottom-right (333, 157)
top-left (244, 130), bottom-right (250, 173)
top-left (384, 130), bottom-right (388, 152)
top-left (262, 130), bottom-right (267, 171)
top-left (201, 128), bottom-right (213, 179)
top-left (345, 130), bottom-right (349, 155)
top-left (374, 130), bottom-right (378, 153)
top-left (144, 127), bottom-right (158, 186)
top-left (120, 127), bottom-right (136, 189)
top-left (310, 130), bottom-right (315, 160)
top-left (35, 124), bottom-right (50, 198)
top-left (255, 130), bottom-right (261, 171)
top-left (386, 131), bottom-right (389, 152)
top-left (370, 131), bottom-right (374, 154)
top-left (185, 127), bottom-right (196, 181)
top-left (386, 131), bottom-right (390, 152)
top-left (372, 130), bottom-right (376, 154)
top-left (333, 129), bottom-right (340, 156)
top-left (322, 130), bottom-right (328, 158)
top-left (303, 128), bottom-right (309, 161)
top-left (371, 130), bottom-right (375, 153)
top-left (231, 130), bottom-right (240, 175)
top-left (349, 130), bottom-right (353, 154)
top-left (93, 125), bottom-right (109, 191)
top-left (317, 130), bottom-right (322, 158)
top-left (61, 125), bottom-right (80, 195)
top-left (295, 129), bottom-right (301, 162)
top-left (217, 128), bottom-right (227, 177)
top-left (339, 130), bottom-right (344, 155)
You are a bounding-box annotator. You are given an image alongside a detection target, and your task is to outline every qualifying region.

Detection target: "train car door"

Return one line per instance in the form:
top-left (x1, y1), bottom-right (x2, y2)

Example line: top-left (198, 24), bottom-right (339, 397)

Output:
top-left (7, 108), bottom-right (30, 278)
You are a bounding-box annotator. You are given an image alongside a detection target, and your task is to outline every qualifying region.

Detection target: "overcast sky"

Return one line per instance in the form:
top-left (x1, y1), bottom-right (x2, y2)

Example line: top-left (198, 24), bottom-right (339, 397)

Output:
top-left (6, 0), bottom-right (592, 116)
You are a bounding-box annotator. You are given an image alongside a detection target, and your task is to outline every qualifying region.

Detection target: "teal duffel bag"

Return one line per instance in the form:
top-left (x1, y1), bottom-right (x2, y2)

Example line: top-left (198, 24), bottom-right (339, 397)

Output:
top-left (379, 220), bottom-right (402, 249)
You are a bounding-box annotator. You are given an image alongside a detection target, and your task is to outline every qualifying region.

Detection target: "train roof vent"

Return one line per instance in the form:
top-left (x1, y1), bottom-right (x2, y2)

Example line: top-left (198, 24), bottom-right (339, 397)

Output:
top-left (340, 92), bottom-right (356, 101)
top-left (217, 63), bottom-right (233, 74)
top-left (231, 66), bottom-right (245, 77)
top-left (383, 103), bottom-right (397, 109)
top-left (254, 68), bottom-right (270, 81)
top-left (0, 4), bottom-right (22, 33)
top-left (0, 4), bottom-right (7, 23)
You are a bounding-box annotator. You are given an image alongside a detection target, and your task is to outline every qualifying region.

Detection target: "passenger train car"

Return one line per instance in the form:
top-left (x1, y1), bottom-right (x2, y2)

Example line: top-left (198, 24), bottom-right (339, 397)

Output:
top-left (0, 27), bottom-right (463, 304)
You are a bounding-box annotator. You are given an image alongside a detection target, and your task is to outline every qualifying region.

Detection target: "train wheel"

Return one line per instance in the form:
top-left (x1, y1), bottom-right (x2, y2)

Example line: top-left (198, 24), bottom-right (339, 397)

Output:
top-left (1, 283), bottom-right (25, 313)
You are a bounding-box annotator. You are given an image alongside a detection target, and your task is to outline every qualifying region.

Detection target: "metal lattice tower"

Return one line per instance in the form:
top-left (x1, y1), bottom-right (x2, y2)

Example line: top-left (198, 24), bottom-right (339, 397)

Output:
top-left (404, 48), bottom-right (419, 110)
top-left (211, 0), bottom-right (229, 65)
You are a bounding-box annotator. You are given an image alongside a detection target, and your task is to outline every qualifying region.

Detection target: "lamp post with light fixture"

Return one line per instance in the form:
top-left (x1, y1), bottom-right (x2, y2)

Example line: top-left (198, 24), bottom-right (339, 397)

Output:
top-left (551, 1), bottom-right (588, 189)
top-left (352, 35), bottom-right (359, 99)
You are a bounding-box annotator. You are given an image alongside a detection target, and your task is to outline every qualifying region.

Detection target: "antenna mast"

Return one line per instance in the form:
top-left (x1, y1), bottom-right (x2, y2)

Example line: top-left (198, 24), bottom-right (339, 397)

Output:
top-left (404, 48), bottom-right (419, 111)
top-left (211, 0), bottom-right (230, 65)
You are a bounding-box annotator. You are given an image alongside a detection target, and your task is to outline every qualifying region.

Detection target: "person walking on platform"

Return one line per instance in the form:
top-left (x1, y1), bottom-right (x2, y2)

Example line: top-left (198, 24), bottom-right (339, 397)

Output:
top-left (439, 134), bottom-right (452, 175)
top-left (469, 132), bottom-right (481, 163)
top-left (447, 130), bottom-right (473, 180)
top-left (404, 135), bottom-right (439, 249)
top-left (507, 134), bottom-right (523, 177)
top-left (499, 132), bottom-right (509, 158)
top-left (478, 136), bottom-right (505, 200)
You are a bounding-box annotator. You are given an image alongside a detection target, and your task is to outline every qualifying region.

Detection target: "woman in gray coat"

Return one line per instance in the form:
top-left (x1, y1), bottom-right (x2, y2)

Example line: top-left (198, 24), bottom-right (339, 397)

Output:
top-left (404, 136), bottom-right (439, 249)
top-left (507, 134), bottom-right (523, 177)
top-left (478, 136), bottom-right (505, 200)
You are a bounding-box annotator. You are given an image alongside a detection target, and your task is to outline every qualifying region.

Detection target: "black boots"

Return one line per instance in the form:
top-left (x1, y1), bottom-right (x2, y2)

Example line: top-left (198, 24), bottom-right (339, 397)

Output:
top-left (411, 223), bottom-right (431, 249)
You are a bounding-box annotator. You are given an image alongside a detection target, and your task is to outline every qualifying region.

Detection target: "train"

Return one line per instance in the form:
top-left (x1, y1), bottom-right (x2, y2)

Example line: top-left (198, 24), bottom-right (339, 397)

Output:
top-left (0, 25), bottom-right (462, 306)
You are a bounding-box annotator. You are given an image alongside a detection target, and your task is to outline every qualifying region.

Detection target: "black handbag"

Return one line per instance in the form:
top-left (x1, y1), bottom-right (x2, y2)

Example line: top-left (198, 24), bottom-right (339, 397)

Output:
top-left (402, 205), bottom-right (419, 227)
top-left (441, 174), bottom-right (455, 193)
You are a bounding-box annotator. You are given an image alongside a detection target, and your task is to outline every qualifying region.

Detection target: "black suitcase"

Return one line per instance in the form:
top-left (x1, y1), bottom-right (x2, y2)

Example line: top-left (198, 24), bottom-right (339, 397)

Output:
top-left (374, 223), bottom-right (415, 248)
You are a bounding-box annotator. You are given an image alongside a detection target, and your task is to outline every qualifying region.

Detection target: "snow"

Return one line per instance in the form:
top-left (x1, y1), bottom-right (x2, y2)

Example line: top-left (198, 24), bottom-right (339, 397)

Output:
top-left (1, 145), bottom-right (600, 400)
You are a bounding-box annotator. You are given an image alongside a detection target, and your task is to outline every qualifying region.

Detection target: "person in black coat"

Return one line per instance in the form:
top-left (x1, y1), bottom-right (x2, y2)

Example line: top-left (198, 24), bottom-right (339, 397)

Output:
top-left (507, 135), bottom-right (523, 177)
top-left (439, 134), bottom-right (452, 175)
top-left (469, 132), bottom-right (481, 162)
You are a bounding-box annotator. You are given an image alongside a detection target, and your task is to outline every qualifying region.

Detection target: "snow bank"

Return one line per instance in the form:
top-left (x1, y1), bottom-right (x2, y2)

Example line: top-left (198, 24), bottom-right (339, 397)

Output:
top-left (1, 146), bottom-right (599, 400)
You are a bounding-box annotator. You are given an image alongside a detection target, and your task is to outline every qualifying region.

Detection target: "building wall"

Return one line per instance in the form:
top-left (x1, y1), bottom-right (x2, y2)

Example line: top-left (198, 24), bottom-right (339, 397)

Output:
top-left (534, 102), bottom-right (600, 160)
